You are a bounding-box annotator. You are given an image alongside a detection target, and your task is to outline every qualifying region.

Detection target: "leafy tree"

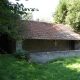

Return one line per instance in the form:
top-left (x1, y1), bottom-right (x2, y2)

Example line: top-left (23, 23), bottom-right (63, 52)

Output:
top-left (53, 0), bottom-right (67, 23)
top-left (0, 0), bottom-right (27, 40)
top-left (53, 0), bottom-right (80, 32)
top-left (0, 0), bottom-right (39, 40)
top-left (0, 0), bottom-right (38, 53)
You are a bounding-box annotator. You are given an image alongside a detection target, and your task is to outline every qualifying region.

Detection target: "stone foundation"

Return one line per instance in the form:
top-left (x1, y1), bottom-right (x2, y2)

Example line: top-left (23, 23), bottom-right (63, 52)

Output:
top-left (30, 50), bottom-right (80, 63)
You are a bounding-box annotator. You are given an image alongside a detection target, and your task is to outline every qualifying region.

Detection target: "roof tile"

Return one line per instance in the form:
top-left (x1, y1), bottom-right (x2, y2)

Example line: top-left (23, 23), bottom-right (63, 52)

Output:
top-left (19, 20), bottom-right (80, 40)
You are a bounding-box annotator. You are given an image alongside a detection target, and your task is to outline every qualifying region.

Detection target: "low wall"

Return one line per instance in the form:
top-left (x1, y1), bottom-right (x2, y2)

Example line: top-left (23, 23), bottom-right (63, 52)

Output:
top-left (30, 50), bottom-right (80, 63)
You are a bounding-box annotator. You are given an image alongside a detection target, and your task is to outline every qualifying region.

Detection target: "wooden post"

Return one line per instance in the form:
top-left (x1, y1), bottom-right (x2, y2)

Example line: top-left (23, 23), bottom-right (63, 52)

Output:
top-left (54, 40), bottom-right (57, 51)
top-left (25, 52), bottom-right (31, 63)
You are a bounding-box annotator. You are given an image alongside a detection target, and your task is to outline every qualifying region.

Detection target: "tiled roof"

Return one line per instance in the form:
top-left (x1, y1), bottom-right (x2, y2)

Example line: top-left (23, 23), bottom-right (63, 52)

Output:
top-left (19, 20), bottom-right (80, 40)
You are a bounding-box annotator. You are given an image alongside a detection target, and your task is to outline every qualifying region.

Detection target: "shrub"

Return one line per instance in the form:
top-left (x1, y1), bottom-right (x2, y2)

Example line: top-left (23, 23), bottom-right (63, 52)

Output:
top-left (14, 50), bottom-right (26, 59)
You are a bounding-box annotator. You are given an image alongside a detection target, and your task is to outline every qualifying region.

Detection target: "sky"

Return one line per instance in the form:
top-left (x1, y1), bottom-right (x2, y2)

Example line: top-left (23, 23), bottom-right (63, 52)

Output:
top-left (9, 0), bottom-right (60, 21)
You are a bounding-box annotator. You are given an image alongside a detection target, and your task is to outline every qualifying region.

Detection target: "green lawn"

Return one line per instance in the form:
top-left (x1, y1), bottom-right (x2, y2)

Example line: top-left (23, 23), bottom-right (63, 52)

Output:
top-left (0, 54), bottom-right (80, 80)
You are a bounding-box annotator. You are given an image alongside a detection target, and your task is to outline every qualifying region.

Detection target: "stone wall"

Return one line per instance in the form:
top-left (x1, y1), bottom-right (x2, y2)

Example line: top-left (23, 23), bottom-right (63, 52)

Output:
top-left (30, 50), bottom-right (80, 63)
top-left (16, 40), bottom-right (22, 50)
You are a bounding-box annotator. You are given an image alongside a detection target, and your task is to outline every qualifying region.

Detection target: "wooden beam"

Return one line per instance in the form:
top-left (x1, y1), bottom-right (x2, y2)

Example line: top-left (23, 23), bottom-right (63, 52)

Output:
top-left (54, 40), bottom-right (57, 51)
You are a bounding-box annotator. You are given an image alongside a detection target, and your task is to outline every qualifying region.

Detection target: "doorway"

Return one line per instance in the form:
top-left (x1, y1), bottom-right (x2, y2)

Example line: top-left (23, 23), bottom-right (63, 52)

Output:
top-left (69, 40), bottom-right (75, 50)
top-left (0, 34), bottom-right (16, 54)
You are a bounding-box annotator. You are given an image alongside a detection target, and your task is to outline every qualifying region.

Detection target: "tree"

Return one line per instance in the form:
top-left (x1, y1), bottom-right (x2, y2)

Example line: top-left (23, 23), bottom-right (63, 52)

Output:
top-left (53, 0), bottom-right (80, 32)
top-left (0, 0), bottom-right (38, 53)
top-left (0, 0), bottom-right (27, 40)
top-left (53, 0), bottom-right (68, 23)
top-left (0, 0), bottom-right (39, 40)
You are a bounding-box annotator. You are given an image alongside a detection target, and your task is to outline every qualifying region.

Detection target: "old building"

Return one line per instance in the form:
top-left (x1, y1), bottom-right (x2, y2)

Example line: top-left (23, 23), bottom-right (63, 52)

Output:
top-left (16, 20), bottom-right (80, 52)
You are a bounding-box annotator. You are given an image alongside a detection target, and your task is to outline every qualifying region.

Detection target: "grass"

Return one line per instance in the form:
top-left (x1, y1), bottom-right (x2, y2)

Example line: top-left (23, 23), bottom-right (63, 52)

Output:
top-left (0, 54), bottom-right (80, 80)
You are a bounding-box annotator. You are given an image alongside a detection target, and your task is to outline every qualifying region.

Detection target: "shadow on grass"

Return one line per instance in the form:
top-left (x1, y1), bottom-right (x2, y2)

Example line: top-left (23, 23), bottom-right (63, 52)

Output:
top-left (0, 54), bottom-right (80, 80)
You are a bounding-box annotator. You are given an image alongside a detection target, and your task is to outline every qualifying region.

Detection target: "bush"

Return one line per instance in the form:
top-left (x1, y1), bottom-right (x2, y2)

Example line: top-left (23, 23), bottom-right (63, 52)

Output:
top-left (14, 50), bottom-right (26, 59)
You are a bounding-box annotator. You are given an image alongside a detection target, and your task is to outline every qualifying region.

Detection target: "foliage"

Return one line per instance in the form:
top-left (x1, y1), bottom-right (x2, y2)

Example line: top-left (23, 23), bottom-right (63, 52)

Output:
top-left (23, 13), bottom-right (33, 20)
top-left (26, 8), bottom-right (39, 11)
top-left (0, 0), bottom-right (39, 40)
top-left (53, 0), bottom-right (80, 32)
top-left (36, 18), bottom-right (53, 23)
top-left (0, 54), bottom-right (80, 80)
top-left (0, 0), bottom-right (35, 40)
top-left (0, 0), bottom-right (27, 40)
top-left (53, 0), bottom-right (67, 23)
top-left (14, 49), bottom-right (26, 59)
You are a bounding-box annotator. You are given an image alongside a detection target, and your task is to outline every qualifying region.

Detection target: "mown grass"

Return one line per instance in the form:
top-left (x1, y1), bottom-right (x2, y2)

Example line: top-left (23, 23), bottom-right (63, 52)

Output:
top-left (0, 54), bottom-right (80, 80)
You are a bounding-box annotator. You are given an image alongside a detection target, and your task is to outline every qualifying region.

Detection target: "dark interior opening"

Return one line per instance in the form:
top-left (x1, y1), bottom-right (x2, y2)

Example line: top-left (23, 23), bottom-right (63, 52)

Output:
top-left (69, 40), bottom-right (75, 50)
top-left (0, 34), bottom-right (16, 54)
